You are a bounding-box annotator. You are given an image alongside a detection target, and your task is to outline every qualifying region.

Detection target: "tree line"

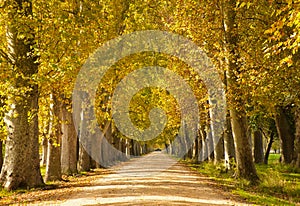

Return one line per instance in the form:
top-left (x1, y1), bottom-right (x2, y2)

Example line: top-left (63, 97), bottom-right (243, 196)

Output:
top-left (0, 0), bottom-right (299, 190)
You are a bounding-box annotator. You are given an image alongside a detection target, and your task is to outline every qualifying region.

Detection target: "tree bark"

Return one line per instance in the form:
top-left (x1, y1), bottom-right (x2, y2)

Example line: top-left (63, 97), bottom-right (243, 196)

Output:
top-left (293, 107), bottom-right (300, 168)
top-left (45, 139), bottom-right (61, 182)
top-left (224, 0), bottom-right (259, 183)
top-left (41, 137), bottom-right (48, 167)
top-left (144, 144), bottom-right (147, 154)
top-left (275, 106), bottom-right (295, 164)
top-left (230, 111), bottom-right (259, 182)
top-left (195, 130), bottom-right (202, 163)
top-left (200, 125), bottom-right (208, 161)
top-left (40, 116), bottom-right (50, 167)
top-left (78, 104), bottom-right (91, 172)
top-left (61, 101), bottom-right (78, 175)
top-left (125, 139), bottom-right (131, 157)
top-left (129, 139), bottom-right (134, 156)
top-left (264, 130), bottom-right (275, 164)
top-left (193, 134), bottom-right (199, 161)
top-left (184, 124), bottom-right (193, 159)
top-left (0, 141), bottom-right (3, 171)
top-left (45, 94), bottom-right (62, 182)
top-left (206, 124), bottom-right (214, 162)
top-left (210, 110), bottom-right (224, 164)
top-left (0, 0), bottom-right (44, 190)
top-left (214, 137), bottom-right (224, 164)
top-left (253, 130), bottom-right (264, 164)
top-left (101, 121), bottom-right (112, 167)
top-left (0, 96), bottom-right (4, 171)
top-left (132, 141), bottom-right (141, 156)
top-left (78, 143), bottom-right (91, 172)
top-left (101, 121), bottom-right (118, 167)
top-left (108, 124), bottom-right (128, 163)
top-left (224, 115), bottom-right (235, 169)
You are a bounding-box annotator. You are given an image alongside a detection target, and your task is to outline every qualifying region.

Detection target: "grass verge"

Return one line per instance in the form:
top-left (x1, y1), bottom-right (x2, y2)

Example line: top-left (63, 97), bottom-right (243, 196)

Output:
top-left (184, 154), bottom-right (300, 206)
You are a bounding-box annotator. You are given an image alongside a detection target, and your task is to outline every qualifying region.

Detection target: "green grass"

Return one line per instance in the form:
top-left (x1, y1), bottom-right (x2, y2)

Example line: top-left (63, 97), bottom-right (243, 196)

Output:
top-left (185, 154), bottom-right (300, 206)
top-left (233, 188), bottom-right (293, 205)
top-left (268, 153), bottom-right (280, 164)
top-left (40, 165), bottom-right (46, 177)
top-left (0, 188), bottom-right (15, 198)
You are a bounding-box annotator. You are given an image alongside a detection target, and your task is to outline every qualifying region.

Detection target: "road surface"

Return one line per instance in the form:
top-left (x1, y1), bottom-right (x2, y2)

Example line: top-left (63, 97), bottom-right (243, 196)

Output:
top-left (32, 151), bottom-right (249, 206)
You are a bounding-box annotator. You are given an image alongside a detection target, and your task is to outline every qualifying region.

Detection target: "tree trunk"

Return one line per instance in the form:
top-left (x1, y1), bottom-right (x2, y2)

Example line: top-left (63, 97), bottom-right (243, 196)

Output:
top-left (61, 101), bottom-right (78, 175)
top-left (200, 125), bottom-right (208, 161)
top-left (0, 0), bottom-right (44, 190)
top-left (210, 110), bottom-right (224, 164)
top-left (0, 95), bottom-right (4, 171)
top-left (45, 139), bottom-right (61, 182)
top-left (196, 131), bottom-right (202, 163)
top-left (215, 137), bottom-right (224, 164)
top-left (45, 94), bottom-right (62, 182)
top-left (206, 125), bottom-right (214, 162)
top-left (224, 114), bottom-right (235, 169)
top-left (120, 138), bottom-right (127, 155)
top-left (129, 139), bottom-right (134, 156)
top-left (125, 139), bottom-right (130, 157)
top-left (113, 133), bottom-right (127, 162)
top-left (193, 134), bottom-right (199, 161)
top-left (101, 122), bottom-right (117, 167)
top-left (144, 144), bottom-right (149, 154)
top-left (132, 141), bottom-right (141, 156)
top-left (41, 137), bottom-right (48, 167)
top-left (230, 111), bottom-right (259, 182)
top-left (114, 135), bottom-right (122, 155)
top-left (78, 143), bottom-right (91, 172)
top-left (77, 104), bottom-right (91, 172)
top-left (224, 0), bottom-right (259, 183)
top-left (222, 11), bottom-right (236, 169)
top-left (264, 130), bottom-right (275, 165)
top-left (132, 141), bottom-right (137, 156)
top-left (253, 130), bottom-right (264, 164)
top-left (167, 142), bottom-right (173, 155)
top-left (293, 107), bottom-right (300, 168)
top-left (0, 141), bottom-right (3, 171)
top-left (275, 106), bottom-right (295, 164)
top-left (183, 121), bottom-right (193, 159)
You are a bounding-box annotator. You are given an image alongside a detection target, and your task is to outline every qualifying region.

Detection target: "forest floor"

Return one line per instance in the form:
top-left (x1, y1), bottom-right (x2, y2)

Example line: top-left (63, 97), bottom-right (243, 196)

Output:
top-left (0, 151), bottom-right (251, 205)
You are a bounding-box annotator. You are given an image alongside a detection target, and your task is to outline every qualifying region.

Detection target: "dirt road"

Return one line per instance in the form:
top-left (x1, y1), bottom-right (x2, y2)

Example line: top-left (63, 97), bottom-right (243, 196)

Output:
top-left (31, 151), bottom-right (249, 206)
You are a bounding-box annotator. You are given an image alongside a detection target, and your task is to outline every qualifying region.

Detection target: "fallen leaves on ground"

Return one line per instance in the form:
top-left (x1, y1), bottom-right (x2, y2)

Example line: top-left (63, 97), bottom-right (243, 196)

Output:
top-left (0, 168), bottom-right (113, 205)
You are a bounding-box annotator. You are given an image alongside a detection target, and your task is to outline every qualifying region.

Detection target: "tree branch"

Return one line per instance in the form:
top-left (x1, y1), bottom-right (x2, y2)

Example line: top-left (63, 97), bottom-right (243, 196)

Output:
top-left (0, 49), bottom-right (13, 65)
top-left (244, 17), bottom-right (268, 26)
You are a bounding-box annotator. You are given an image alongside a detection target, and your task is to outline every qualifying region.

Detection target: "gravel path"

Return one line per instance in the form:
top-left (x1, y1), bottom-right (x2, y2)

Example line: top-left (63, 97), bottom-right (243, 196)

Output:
top-left (33, 151), bottom-right (250, 206)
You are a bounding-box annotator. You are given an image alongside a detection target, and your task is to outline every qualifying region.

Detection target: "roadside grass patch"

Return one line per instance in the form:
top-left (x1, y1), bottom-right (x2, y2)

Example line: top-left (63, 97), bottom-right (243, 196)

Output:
top-left (0, 189), bottom-right (15, 198)
top-left (184, 154), bottom-right (300, 205)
